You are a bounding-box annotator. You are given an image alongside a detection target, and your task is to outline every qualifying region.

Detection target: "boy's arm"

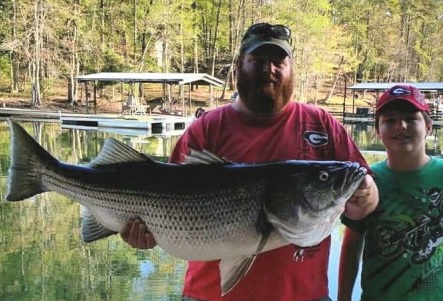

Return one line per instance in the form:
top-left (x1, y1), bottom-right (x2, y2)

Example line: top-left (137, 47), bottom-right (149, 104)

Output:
top-left (338, 227), bottom-right (365, 301)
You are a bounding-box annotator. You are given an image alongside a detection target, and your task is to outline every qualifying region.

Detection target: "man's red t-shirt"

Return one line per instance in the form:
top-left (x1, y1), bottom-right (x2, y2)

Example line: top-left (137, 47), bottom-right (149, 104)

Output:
top-left (169, 101), bottom-right (369, 301)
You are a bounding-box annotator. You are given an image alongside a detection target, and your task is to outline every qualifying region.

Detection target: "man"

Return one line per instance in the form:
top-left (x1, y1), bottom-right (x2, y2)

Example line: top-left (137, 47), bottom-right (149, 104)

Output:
top-left (121, 22), bottom-right (378, 301)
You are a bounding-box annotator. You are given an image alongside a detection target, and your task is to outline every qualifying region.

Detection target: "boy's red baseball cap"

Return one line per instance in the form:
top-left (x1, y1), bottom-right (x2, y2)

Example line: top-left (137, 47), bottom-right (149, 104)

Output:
top-left (376, 84), bottom-right (429, 113)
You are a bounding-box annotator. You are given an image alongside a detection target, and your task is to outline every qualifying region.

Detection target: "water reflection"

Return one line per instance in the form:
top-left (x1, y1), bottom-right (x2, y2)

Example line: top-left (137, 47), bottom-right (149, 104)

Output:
top-left (0, 121), bottom-right (185, 301)
top-left (0, 121), bottom-right (442, 301)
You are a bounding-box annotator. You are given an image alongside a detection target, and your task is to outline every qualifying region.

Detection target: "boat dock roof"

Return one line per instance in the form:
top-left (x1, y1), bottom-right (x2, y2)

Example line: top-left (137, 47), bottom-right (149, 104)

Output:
top-left (349, 82), bottom-right (443, 92)
top-left (76, 72), bottom-right (225, 87)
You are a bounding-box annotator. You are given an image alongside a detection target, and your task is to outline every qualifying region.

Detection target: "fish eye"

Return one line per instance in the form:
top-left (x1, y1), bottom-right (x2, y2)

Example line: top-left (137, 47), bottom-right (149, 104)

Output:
top-left (319, 171), bottom-right (329, 181)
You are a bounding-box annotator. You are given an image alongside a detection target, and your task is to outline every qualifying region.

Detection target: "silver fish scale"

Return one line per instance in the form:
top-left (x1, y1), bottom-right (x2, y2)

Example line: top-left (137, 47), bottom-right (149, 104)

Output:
top-left (41, 167), bottom-right (269, 250)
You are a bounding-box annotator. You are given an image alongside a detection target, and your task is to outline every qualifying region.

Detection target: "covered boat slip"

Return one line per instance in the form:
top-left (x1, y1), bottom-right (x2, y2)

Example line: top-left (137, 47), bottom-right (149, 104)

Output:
top-left (75, 72), bottom-right (225, 115)
top-left (343, 82), bottom-right (443, 125)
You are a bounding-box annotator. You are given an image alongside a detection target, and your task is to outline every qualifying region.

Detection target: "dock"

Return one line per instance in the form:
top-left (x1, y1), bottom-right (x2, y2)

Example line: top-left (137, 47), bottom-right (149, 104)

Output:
top-left (0, 107), bottom-right (195, 135)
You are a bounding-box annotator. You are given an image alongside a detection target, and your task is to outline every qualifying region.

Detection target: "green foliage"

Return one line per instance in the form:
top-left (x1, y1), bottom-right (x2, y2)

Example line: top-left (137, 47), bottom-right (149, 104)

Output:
top-left (0, 55), bottom-right (10, 89)
top-left (330, 0), bottom-right (443, 82)
top-left (101, 47), bottom-right (132, 72)
top-left (0, 0), bottom-right (443, 101)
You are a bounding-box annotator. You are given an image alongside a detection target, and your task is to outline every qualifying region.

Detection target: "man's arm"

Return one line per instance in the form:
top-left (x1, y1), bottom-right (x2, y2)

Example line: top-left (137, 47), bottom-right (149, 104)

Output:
top-left (338, 227), bottom-right (364, 301)
top-left (344, 174), bottom-right (378, 220)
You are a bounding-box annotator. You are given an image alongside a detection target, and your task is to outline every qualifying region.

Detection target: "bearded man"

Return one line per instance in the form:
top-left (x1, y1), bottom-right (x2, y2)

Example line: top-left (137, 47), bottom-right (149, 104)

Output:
top-left (121, 23), bottom-right (378, 301)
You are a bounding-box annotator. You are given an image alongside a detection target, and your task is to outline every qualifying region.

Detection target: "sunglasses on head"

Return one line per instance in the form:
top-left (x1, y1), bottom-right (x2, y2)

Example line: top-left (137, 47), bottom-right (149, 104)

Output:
top-left (242, 23), bottom-right (291, 42)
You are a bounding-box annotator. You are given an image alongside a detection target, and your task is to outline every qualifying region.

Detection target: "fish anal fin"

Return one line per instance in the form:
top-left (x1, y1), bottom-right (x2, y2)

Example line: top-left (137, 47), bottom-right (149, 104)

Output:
top-left (89, 138), bottom-right (153, 167)
top-left (81, 207), bottom-right (117, 242)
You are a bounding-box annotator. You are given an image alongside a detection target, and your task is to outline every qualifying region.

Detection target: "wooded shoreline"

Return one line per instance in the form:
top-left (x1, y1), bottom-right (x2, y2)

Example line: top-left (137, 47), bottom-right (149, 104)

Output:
top-left (1, 1), bottom-right (442, 110)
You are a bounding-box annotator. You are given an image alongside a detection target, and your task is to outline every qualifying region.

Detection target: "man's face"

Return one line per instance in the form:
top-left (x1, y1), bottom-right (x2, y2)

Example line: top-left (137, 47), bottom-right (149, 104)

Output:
top-left (236, 45), bottom-right (294, 115)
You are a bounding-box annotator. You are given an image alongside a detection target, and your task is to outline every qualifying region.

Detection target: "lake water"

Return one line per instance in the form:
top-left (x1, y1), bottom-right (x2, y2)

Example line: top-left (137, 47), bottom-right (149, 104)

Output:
top-left (0, 120), bottom-right (441, 301)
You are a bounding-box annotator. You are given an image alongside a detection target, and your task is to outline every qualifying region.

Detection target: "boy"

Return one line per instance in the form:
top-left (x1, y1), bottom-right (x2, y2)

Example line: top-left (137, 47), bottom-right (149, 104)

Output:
top-left (338, 84), bottom-right (443, 301)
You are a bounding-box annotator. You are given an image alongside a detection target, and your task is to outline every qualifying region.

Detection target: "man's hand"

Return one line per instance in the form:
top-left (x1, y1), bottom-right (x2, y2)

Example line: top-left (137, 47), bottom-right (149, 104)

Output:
top-left (120, 218), bottom-right (157, 249)
top-left (344, 174), bottom-right (379, 220)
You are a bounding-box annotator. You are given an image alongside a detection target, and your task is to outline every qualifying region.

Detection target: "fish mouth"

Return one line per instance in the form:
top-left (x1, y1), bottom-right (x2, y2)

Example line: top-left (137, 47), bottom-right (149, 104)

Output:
top-left (353, 165), bottom-right (367, 182)
top-left (337, 163), bottom-right (367, 193)
top-left (350, 166), bottom-right (366, 189)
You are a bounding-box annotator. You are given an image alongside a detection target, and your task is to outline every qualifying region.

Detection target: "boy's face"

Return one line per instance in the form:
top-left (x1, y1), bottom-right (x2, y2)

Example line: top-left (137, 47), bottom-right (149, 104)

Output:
top-left (377, 103), bottom-right (431, 156)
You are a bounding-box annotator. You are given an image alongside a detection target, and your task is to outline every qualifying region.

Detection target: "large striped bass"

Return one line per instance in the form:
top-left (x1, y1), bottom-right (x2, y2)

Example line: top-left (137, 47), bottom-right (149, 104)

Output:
top-left (6, 121), bottom-right (366, 295)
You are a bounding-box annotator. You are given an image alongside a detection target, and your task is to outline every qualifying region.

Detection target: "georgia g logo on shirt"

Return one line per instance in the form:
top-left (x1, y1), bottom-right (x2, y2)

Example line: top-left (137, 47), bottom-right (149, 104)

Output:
top-left (303, 131), bottom-right (328, 147)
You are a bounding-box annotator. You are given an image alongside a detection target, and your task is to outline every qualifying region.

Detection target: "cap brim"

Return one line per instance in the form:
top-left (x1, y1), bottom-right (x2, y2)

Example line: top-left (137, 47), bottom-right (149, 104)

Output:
top-left (377, 98), bottom-right (428, 113)
top-left (244, 39), bottom-right (292, 58)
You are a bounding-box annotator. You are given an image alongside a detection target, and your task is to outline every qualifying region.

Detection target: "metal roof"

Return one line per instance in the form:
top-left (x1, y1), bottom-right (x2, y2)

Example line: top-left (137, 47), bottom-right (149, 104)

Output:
top-left (76, 72), bottom-right (225, 87)
top-left (349, 82), bottom-right (443, 91)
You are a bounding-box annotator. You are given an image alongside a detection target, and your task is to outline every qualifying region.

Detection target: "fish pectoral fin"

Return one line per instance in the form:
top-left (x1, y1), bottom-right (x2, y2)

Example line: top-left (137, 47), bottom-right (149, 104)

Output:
top-left (89, 138), bottom-right (153, 167)
top-left (218, 233), bottom-right (269, 295)
top-left (81, 208), bottom-right (117, 242)
top-left (254, 229), bottom-right (270, 254)
top-left (219, 255), bottom-right (256, 296)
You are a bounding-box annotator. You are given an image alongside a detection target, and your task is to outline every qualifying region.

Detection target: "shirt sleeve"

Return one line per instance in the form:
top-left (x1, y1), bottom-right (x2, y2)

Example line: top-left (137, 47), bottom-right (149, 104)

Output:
top-left (341, 215), bottom-right (367, 233)
top-left (169, 117), bottom-right (206, 164)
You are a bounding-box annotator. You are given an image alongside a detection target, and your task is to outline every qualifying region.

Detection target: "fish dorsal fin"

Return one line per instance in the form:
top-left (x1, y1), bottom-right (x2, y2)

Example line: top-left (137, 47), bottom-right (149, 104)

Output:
top-left (81, 206), bottom-right (117, 242)
top-left (184, 149), bottom-right (229, 165)
top-left (218, 232), bottom-right (270, 295)
top-left (89, 138), bottom-right (152, 167)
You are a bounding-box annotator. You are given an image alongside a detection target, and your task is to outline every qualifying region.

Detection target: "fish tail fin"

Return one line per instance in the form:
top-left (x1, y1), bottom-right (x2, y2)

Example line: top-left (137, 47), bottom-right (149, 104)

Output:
top-left (6, 121), bottom-right (55, 201)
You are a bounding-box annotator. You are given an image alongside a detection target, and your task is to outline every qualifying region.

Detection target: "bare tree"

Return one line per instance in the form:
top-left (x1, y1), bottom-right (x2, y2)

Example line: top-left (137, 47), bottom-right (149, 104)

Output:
top-left (67, 18), bottom-right (79, 105)
top-left (10, 0), bottom-right (19, 93)
top-left (30, 0), bottom-right (44, 107)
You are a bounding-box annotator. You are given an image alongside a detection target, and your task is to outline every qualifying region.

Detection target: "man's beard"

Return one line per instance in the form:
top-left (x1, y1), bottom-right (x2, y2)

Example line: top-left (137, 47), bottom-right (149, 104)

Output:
top-left (237, 66), bottom-right (294, 115)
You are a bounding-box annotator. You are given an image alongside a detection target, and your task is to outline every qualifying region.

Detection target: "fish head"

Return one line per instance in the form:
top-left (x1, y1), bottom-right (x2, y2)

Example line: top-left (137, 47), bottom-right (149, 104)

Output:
top-left (265, 160), bottom-right (367, 246)
top-left (268, 160), bottom-right (367, 215)
top-left (301, 161), bottom-right (366, 210)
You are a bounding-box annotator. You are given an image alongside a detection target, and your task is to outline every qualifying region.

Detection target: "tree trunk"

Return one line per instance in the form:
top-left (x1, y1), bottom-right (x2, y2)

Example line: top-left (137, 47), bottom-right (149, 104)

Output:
top-left (68, 17), bottom-right (78, 105)
top-left (221, 0), bottom-right (244, 99)
top-left (133, 0), bottom-right (137, 59)
top-left (31, 1), bottom-right (43, 107)
top-left (10, 0), bottom-right (19, 93)
top-left (324, 56), bottom-right (344, 102)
